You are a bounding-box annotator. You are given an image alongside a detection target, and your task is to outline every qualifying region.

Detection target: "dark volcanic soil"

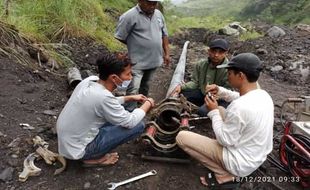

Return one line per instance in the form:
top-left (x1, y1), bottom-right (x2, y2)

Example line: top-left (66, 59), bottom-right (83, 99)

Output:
top-left (0, 23), bottom-right (309, 190)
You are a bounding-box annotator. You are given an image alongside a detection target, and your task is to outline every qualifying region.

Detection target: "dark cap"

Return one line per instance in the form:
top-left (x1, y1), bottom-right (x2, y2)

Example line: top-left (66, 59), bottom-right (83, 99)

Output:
top-left (217, 53), bottom-right (262, 73)
top-left (209, 39), bottom-right (229, 51)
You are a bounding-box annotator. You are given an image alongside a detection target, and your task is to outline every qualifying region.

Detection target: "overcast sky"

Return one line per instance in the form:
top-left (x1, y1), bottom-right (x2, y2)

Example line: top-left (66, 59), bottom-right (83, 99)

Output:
top-left (171, 0), bottom-right (188, 5)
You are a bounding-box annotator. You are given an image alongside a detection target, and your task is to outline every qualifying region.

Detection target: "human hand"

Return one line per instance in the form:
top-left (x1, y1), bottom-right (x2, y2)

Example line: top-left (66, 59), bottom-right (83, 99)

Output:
top-left (205, 84), bottom-right (219, 96)
top-left (204, 94), bottom-right (218, 111)
top-left (131, 94), bottom-right (147, 103)
top-left (163, 54), bottom-right (171, 67)
top-left (144, 97), bottom-right (155, 107)
top-left (171, 85), bottom-right (181, 97)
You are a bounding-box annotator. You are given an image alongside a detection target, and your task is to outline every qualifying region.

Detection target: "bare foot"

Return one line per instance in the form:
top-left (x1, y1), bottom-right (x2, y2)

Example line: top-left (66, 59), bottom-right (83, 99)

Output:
top-left (83, 152), bottom-right (119, 165)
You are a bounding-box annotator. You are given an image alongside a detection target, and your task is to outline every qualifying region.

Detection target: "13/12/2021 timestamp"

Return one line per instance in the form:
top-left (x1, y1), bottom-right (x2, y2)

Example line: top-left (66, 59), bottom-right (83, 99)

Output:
top-left (234, 176), bottom-right (300, 183)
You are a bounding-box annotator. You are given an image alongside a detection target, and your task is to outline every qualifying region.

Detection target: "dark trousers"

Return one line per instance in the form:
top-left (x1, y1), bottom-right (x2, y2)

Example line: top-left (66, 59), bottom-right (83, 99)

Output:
top-left (181, 89), bottom-right (229, 117)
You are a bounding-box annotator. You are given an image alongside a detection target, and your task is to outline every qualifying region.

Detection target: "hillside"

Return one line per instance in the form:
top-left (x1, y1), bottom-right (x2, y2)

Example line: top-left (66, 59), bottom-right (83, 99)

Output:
top-left (172, 0), bottom-right (310, 25)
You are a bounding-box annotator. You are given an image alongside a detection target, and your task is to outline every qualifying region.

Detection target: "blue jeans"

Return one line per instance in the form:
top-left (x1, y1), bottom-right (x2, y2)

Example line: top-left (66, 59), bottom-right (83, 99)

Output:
top-left (81, 121), bottom-right (145, 160)
top-left (181, 89), bottom-right (229, 117)
top-left (124, 68), bottom-right (157, 111)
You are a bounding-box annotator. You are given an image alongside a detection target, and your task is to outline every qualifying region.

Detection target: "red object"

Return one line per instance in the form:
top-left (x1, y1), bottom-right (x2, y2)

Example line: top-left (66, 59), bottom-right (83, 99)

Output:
top-left (146, 126), bottom-right (157, 137)
top-left (280, 121), bottom-right (310, 188)
top-left (181, 117), bottom-right (189, 128)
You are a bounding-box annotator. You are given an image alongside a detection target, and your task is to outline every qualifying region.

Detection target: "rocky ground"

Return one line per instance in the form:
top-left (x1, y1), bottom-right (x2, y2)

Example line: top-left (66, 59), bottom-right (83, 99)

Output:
top-left (0, 23), bottom-right (309, 190)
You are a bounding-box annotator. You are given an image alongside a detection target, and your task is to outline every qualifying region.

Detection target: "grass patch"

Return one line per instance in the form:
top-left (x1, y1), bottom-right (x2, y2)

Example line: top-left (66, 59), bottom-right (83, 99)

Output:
top-left (166, 15), bottom-right (233, 34)
top-left (238, 31), bottom-right (263, 41)
top-left (0, 0), bottom-right (135, 51)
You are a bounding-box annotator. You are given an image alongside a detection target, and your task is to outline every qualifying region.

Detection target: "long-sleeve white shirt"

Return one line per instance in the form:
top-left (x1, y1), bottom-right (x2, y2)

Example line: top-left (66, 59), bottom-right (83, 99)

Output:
top-left (56, 76), bottom-right (145, 159)
top-left (207, 87), bottom-right (274, 177)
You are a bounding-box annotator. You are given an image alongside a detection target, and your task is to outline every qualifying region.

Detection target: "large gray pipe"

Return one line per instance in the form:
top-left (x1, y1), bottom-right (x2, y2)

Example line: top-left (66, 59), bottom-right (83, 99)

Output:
top-left (166, 41), bottom-right (190, 98)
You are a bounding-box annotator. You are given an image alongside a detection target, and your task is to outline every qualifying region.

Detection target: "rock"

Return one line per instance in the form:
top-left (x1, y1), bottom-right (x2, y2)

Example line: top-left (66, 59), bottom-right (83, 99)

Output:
top-left (19, 123), bottom-right (35, 130)
top-left (0, 167), bottom-right (14, 182)
top-left (295, 24), bottom-right (310, 33)
top-left (11, 154), bottom-right (19, 158)
top-left (256, 48), bottom-right (268, 55)
top-left (271, 65), bottom-right (283, 72)
top-left (229, 22), bottom-right (247, 34)
top-left (0, 113), bottom-right (4, 118)
top-left (0, 131), bottom-right (5, 137)
top-left (84, 182), bottom-right (91, 189)
top-left (266, 26), bottom-right (286, 38)
top-left (219, 25), bottom-right (239, 36)
top-left (8, 137), bottom-right (21, 148)
top-left (43, 110), bottom-right (58, 116)
top-left (47, 59), bottom-right (60, 70)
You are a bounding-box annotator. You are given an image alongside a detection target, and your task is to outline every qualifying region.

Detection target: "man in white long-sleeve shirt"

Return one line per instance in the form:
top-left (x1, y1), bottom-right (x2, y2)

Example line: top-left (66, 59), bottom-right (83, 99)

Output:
top-left (176, 53), bottom-right (274, 188)
top-left (57, 54), bottom-right (155, 167)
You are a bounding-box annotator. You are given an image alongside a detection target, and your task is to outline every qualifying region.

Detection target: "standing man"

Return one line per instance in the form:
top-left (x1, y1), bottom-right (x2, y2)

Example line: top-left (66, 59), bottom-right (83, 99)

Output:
top-left (176, 53), bottom-right (274, 188)
top-left (172, 39), bottom-right (230, 116)
top-left (115, 0), bottom-right (170, 111)
top-left (57, 54), bottom-right (155, 167)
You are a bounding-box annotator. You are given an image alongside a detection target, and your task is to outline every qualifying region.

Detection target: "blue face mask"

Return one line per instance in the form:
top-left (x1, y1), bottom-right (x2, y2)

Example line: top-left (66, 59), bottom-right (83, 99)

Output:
top-left (114, 76), bottom-right (131, 91)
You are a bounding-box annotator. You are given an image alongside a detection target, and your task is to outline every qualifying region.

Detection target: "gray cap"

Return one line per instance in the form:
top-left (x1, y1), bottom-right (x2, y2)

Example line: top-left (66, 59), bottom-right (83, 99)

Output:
top-left (217, 53), bottom-right (262, 72)
top-left (209, 39), bottom-right (229, 51)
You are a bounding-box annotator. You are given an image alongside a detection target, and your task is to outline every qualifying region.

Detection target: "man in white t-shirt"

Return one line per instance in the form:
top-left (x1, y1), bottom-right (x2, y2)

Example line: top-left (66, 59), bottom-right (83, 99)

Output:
top-left (176, 53), bottom-right (274, 188)
top-left (57, 54), bottom-right (155, 167)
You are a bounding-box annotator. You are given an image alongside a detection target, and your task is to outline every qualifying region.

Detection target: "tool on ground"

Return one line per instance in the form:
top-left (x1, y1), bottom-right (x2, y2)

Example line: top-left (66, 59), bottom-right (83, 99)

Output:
top-left (18, 153), bottom-right (41, 182)
top-left (19, 136), bottom-right (66, 182)
top-left (107, 170), bottom-right (157, 190)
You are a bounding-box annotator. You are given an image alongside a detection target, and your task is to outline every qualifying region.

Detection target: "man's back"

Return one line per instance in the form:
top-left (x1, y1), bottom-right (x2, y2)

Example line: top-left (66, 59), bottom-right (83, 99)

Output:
top-left (221, 89), bottom-right (274, 177)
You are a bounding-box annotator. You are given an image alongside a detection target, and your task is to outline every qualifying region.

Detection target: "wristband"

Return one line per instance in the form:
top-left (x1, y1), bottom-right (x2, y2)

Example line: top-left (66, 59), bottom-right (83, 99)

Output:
top-left (145, 99), bottom-right (153, 107)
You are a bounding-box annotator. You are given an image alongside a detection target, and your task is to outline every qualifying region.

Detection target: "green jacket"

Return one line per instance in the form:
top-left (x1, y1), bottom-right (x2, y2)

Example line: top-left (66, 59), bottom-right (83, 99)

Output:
top-left (181, 58), bottom-right (230, 95)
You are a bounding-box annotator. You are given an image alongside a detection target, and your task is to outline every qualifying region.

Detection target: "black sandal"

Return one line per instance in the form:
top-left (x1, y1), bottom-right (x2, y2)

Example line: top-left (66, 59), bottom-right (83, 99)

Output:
top-left (204, 172), bottom-right (240, 190)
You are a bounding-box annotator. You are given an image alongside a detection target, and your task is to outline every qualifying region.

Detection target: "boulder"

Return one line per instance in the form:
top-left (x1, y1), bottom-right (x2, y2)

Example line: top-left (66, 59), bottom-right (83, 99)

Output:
top-left (219, 25), bottom-right (239, 36)
top-left (295, 24), bottom-right (310, 33)
top-left (229, 22), bottom-right (247, 34)
top-left (266, 26), bottom-right (286, 38)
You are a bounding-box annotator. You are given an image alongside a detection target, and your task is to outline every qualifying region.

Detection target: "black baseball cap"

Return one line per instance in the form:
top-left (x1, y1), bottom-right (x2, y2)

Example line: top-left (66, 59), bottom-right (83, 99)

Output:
top-left (208, 39), bottom-right (229, 51)
top-left (217, 53), bottom-right (262, 73)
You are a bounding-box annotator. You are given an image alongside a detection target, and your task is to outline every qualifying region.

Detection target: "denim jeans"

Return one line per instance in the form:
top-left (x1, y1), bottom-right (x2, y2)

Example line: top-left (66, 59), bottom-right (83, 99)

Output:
top-left (181, 89), bottom-right (230, 117)
top-left (124, 68), bottom-right (157, 111)
top-left (81, 121), bottom-right (145, 160)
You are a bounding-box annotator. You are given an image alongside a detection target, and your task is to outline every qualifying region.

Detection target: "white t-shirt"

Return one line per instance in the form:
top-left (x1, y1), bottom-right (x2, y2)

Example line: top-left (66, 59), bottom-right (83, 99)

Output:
top-left (56, 76), bottom-right (145, 159)
top-left (208, 87), bottom-right (274, 177)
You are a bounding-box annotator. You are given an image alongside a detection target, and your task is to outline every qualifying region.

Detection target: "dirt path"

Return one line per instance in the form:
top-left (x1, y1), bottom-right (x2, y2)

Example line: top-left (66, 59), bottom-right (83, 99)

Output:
top-left (0, 24), bottom-right (309, 190)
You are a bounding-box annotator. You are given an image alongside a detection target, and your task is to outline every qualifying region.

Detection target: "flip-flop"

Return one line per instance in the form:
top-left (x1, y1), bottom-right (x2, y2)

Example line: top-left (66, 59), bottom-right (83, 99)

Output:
top-left (203, 172), bottom-right (240, 190)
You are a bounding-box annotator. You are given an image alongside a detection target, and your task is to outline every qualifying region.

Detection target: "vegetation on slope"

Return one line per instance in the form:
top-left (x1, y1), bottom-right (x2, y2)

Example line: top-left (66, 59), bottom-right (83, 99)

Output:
top-left (241, 0), bottom-right (310, 24)
top-left (0, 0), bottom-right (135, 50)
top-left (170, 0), bottom-right (310, 25)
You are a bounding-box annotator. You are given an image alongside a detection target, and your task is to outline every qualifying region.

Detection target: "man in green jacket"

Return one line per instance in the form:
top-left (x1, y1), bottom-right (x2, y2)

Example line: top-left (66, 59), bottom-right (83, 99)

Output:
top-left (172, 39), bottom-right (230, 116)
